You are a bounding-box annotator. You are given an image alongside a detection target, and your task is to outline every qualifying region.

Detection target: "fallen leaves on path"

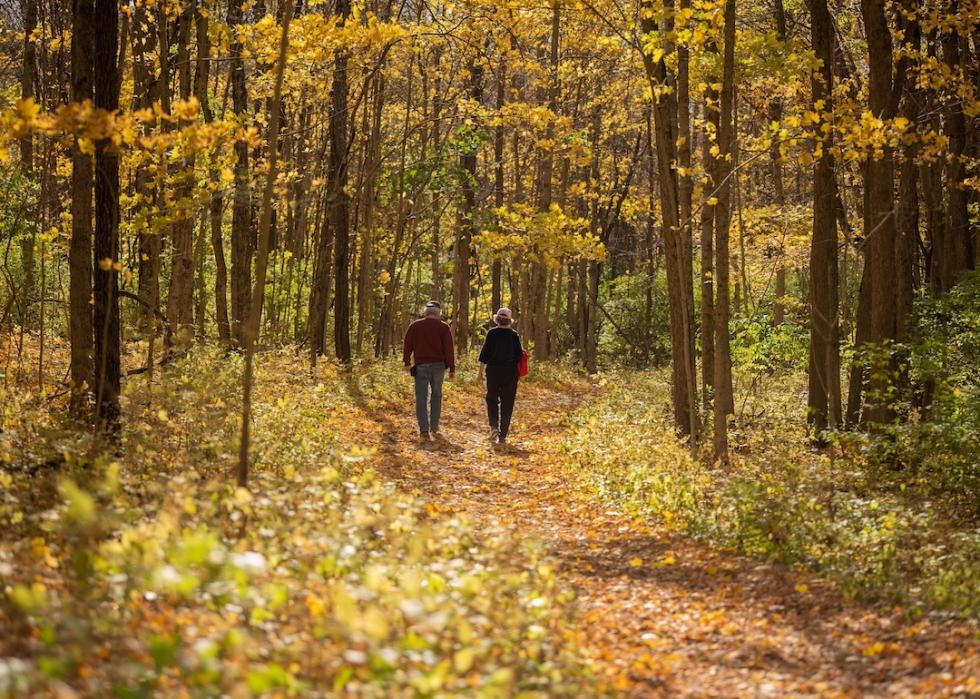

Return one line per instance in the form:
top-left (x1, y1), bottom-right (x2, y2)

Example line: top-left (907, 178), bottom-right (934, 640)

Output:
top-left (368, 379), bottom-right (980, 698)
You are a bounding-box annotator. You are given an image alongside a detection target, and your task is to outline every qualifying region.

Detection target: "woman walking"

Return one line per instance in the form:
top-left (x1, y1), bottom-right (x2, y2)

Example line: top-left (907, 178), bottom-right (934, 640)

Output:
top-left (478, 307), bottom-right (524, 445)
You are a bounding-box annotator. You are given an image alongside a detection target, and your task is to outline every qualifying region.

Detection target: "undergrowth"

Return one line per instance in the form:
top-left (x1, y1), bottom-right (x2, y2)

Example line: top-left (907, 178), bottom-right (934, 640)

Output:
top-left (0, 343), bottom-right (595, 697)
top-left (563, 370), bottom-right (980, 619)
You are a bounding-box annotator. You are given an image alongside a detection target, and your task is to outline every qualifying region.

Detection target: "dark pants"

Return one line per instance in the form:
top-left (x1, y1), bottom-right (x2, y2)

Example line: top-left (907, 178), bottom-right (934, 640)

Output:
top-left (413, 362), bottom-right (445, 433)
top-left (486, 365), bottom-right (519, 438)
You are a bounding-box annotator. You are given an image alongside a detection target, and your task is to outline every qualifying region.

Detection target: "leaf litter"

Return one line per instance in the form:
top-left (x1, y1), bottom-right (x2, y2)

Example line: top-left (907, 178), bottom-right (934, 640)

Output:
top-left (368, 374), bottom-right (979, 698)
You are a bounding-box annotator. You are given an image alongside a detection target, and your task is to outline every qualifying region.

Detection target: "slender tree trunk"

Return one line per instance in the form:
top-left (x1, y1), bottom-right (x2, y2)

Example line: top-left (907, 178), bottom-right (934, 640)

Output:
top-left (584, 107), bottom-right (601, 373)
top-left (920, 47), bottom-right (944, 295)
top-left (132, 0), bottom-right (160, 335)
top-left (195, 5), bottom-right (230, 343)
top-left (699, 74), bottom-right (718, 411)
top-left (712, 0), bottom-right (736, 461)
top-left (531, 2), bottom-right (560, 360)
top-left (330, 0), bottom-right (352, 363)
top-left (806, 0), bottom-right (842, 434)
top-left (238, 2), bottom-right (292, 486)
top-left (92, 0), bottom-right (121, 429)
top-left (194, 210), bottom-right (207, 338)
top-left (19, 0), bottom-right (37, 328)
top-left (492, 60), bottom-right (506, 313)
top-left (860, 0), bottom-right (900, 426)
top-left (939, 16), bottom-right (972, 289)
top-left (69, 0), bottom-right (94, 412)
top-left (453, 55), bottom-right (483, 355)
top-left (166, 5), bottom-right (196, 336)
top-left (640, 1), bottom-right (698, 442)
top-left (771, 0), bottom-right (788, 326)
top-left (895, 28), bottom-right (920, 339)
top-left (229, 0), bottom-right (251, 346)
top-left (356, 77), bottom-right (384, 354)
top-left (308, 186), bottom-right (333, 357)
top-left (430, 54), bottom-right (444, 302)
top-left (676, 0), bottom-right (693, 333)
top-left (846, 261), bottom-right (871, 426)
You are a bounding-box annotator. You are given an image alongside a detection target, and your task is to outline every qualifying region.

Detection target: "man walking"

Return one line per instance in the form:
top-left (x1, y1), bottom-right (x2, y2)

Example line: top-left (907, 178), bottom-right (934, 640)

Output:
top-left (403, 301), bottom-right (455, 442)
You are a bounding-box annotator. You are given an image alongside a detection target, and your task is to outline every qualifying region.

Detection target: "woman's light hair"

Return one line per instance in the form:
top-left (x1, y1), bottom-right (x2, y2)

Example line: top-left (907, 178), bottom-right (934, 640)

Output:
top-left (494, 315), bottom-right (512, 326)
top-left (423, 305), bottom-right (442, 317)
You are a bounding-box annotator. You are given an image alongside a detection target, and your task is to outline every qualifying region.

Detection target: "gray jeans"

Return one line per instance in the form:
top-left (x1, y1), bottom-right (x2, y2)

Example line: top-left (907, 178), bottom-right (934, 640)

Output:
top-left (413, 362), bottom-right (446, 433)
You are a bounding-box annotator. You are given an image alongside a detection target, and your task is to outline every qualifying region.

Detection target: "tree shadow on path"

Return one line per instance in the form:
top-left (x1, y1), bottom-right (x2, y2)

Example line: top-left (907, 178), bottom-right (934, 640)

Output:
top-left (355, 377), bottom-right (980, 698)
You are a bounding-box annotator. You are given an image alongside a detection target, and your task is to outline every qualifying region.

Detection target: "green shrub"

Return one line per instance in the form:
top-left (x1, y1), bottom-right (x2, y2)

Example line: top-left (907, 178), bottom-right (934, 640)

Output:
top-left (730, 314), bottom-right (809, 374)
top-left (597, 271), bottom-right (671, 368)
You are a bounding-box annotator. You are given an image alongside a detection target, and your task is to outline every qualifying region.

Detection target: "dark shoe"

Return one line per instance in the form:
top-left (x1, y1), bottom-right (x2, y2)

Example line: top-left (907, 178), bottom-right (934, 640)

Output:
top-left (419, 431), bottom-right (431, 444)
top-left (431, 429), bottom-right (444, 440)
top-left (497, 434), bottom-right (507, 445)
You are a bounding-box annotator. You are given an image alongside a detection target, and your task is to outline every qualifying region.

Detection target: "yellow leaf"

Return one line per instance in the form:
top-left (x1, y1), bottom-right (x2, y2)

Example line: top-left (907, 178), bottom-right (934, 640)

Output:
top-left (306, 594), bottom-right (326, 618)
top-left (454, 647), bottom-right (476, 673)
top-left (862, 641), bottom-right (886, 657)
top-left (16, 97), bottom-right (41, 121)
top-left (628, 557), bottom-right (643, 567)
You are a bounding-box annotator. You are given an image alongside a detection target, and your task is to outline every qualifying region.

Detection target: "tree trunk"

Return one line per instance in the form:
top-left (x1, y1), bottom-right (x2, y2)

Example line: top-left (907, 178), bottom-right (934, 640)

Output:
top-left (307, 189), bottom-right (333, 358)
top-left (238, 1), bottom-right (292, 486)
top-left (639, 0), bottom-right (698, 441)
top-left (805, 0), bottom-right (842, 434)
top-left (452, 55), bottom-right (483, 356)
top-left (92, 0), bottom-right (121, 429)
top-left (846, 261), bottom-right (871, 427)
top-left (895, 29), bottom-right (920, 339)
top-left (531, 2), bottom-right (560, 360)
top-left (229, 0), bottom-right (251, 346)
top-left (712, 0), bottom-right (736, 461)
top-left (583, 107), bottom-right (602, 373)
top-left (676, 0), bottom-right (693, 326)
top-left (132, 0), bottom-right (161, 336)
top-left (356, 77), bottom-right (384, 354)
top-left (939, 16), bottom-right (972, 289)
top-left (163, 5), bottom-right (195, 338)
top-left (69, 0), bottom-right (94, 412)
top-left (771, 0), bottom-right (788, 326)
top-left (699, 75), bottom-right (718, 412)
top-left (195, 5), bottom-right (230, 343)
top-left (19, 0), bottom-right (37, 328)
top-left (860, 0), bottom-right (900, 426)
top-left (492, 59), bottom-right (506, 313)
top-left (330, 0), bottom-right (352, 363)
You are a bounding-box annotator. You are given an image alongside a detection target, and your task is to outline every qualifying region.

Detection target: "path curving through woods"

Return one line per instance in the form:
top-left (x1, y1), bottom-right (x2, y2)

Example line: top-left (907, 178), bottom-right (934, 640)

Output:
top-left (368, 379), bottom-right (979, 698)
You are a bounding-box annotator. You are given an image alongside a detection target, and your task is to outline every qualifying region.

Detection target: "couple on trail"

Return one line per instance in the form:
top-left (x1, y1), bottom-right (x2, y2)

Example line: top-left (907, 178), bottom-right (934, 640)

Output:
top-left (402, 300), bottom-right (526, 445)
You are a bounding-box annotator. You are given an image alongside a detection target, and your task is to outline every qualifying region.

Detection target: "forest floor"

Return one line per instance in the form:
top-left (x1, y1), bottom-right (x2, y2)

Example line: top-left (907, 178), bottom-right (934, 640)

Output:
top-left (2, 342), bottom-right (978, 697)
top-left (365, 379), bottom-right (979, 698)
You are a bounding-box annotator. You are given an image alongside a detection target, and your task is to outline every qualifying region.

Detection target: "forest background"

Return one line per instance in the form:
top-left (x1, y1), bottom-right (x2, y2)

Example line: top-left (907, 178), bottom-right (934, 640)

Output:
top-left (0, 0), bottom-right (978, 692)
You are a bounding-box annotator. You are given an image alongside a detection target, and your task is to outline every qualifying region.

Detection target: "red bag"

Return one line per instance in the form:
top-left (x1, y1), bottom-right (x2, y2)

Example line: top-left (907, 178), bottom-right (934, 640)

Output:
top-left (518, 349), bottom-right (529, 378)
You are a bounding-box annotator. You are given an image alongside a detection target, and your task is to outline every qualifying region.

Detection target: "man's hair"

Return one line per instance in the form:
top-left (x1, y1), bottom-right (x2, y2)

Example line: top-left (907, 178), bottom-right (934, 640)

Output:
top-left (423, 304), bottom-right (442, 317)
top-left (494, 315), bottom-right (512, 326)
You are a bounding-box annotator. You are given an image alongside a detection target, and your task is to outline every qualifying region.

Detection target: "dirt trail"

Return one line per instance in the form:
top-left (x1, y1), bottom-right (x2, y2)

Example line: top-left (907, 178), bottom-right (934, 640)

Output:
top-left (369, 380), bottom-right (979, 698)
